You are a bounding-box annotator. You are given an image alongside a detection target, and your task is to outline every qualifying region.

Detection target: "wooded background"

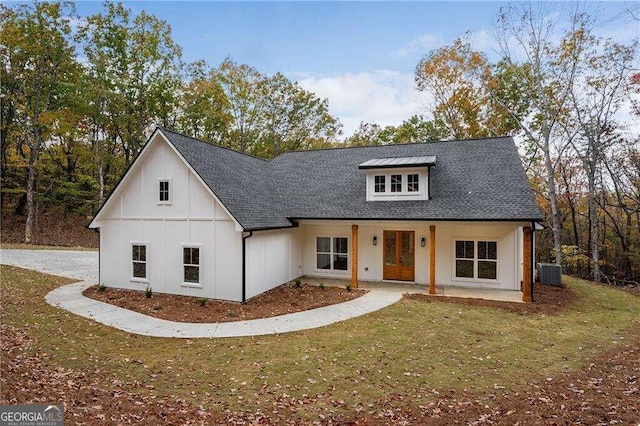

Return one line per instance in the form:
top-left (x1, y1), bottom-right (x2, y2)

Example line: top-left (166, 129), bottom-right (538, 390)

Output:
top-left (1, 1), bottom-right (639, 284)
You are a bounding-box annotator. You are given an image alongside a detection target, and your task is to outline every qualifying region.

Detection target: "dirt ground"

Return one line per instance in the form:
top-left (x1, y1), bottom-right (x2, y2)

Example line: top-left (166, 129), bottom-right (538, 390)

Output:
top-left (405, 282), bottom-right (577, 315)
top-left (84, 282), bottom-right (367, 323)
top-left (2, 207), bottom-right (98, 248)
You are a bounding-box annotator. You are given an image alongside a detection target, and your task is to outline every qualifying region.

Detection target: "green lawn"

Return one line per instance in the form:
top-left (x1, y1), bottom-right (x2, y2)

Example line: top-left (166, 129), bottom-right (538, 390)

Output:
top-left (2, 265), bottom-right (640, 421)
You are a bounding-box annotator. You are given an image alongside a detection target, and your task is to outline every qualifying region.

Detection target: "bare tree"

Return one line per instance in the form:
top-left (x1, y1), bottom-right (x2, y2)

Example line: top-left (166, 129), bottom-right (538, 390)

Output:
top-left (488, 3), bottom-right (589, 265)
top-left (566, 35), bottom-right (638, 282)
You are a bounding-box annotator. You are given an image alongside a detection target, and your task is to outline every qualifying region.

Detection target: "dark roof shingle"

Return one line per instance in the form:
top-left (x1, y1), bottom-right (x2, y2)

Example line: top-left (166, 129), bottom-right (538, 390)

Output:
top-left (161, 128), bottom-right (542, 230)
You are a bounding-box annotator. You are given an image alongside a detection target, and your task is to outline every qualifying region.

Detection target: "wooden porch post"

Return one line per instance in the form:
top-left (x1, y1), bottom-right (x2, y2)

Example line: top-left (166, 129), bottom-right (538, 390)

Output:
top-left (523, 226), bottom-right (532, 303)
top-left (429, 225), bottom-right (436, 294)
top-left (351, 225), bottom-right (358, 289)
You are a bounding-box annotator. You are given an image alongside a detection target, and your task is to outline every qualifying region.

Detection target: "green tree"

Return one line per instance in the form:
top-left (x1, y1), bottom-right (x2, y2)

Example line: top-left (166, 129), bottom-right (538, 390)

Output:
top-left (214, 58), bottom-right (342, 158)
top-left (79, 1), bottom-right (183, 165)
top-left (175, 60), bottom-right (232, 144)
top-left (253, 72), bottom-right (341, 158)
top-left (345, 116), bottom-right (445, 147)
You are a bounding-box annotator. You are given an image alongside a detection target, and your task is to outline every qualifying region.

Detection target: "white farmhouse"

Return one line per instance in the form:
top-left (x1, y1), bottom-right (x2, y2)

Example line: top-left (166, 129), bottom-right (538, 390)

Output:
top-left (89, 128), bottom-right (542, 302)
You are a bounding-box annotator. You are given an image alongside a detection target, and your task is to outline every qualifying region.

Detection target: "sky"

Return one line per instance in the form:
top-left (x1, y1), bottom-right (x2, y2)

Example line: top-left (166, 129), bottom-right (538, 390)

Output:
top-left (71, 1), bottom-right (639, 137)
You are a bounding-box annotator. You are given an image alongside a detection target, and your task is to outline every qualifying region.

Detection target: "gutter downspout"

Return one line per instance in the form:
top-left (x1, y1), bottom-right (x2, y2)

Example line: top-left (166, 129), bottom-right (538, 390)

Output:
top-left (242, 231), bottom-right (253, 304)
top-left (93, 228), bottom-right (100, 286)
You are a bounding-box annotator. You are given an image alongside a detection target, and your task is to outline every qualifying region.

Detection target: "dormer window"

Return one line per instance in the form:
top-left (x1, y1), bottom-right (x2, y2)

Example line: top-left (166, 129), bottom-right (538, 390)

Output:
top-left (359, 156), bottom-right (435, 202)
top-left (374, 175), bottom-right (386, 193)
top-left (391, 174), bottom-right (402, 192)
top-left (408, 173), bottom-right (419, 192)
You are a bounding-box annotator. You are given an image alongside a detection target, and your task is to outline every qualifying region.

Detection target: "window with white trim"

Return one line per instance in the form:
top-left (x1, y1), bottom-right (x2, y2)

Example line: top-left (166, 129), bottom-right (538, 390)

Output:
top-left (374, 175), bottom-right (386, 193)
top-left (477, 241), bottom-right (497, 279)
top-left (455, 240), bottom-right (497, 280)
top-left (408, 173), bottom-right (419, 192)
top-left (183, 247), bottom-right (200, 284)
top-left (316, 236), bottom-right (348, 271)
top-left (158, 179), bottom-right (171, 204)
top-left (391, 174), bottom-right (402, 192)
top-left (132, 244), bottom-right (147, 279)
top-left (366, 168), bottom-right (428, 201)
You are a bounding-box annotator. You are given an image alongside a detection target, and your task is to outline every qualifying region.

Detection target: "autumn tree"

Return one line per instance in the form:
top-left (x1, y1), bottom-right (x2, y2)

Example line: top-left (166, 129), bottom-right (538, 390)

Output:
top-left (0, 1), bottom-right (82, 243)
top-left (565, 35), bottom-right (638, 282)
top-left (489, 3), bottom-right (590, 265)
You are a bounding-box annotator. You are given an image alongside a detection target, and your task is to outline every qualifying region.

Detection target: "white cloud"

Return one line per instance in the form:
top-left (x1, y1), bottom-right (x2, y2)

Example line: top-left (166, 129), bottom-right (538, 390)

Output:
top-left (293, 70), bottom-right (431, 138)
top-left (392, 34), bottom-right (444, 57)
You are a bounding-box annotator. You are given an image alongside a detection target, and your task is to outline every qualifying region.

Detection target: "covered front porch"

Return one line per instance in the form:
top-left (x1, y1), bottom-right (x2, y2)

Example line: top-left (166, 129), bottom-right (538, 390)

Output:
top-left (300, 276), bottom-right (525, 303)
top-left (297, 220), bottom-right (534, 303)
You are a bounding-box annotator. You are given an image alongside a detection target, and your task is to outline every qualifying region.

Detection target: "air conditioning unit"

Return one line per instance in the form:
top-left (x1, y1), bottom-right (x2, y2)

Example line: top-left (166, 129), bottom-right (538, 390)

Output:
top-left (537, 263), bottom-right (562, 286)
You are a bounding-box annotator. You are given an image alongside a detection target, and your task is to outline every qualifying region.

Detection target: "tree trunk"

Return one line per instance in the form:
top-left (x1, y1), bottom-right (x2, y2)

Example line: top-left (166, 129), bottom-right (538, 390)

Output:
top-left (24, 145), bottom-right (39, 244)
top-left (544, 149), bottom-right (563, 265)
top-left (588, 174), bottom-right (601, 282)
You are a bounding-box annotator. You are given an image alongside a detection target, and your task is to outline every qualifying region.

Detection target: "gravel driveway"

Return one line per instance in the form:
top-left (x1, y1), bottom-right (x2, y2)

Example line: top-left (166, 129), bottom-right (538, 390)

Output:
top-left (0, 249), bottom-right (98, 281)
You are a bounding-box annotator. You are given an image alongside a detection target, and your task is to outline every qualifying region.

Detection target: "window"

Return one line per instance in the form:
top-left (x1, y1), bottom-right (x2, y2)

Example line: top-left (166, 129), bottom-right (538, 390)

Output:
top-left (391, 174), bottom-right (402, 192)
top-left (183, 247), bottom-right (200, 284)
top-left (316, 236), bottom-right (348, 271)
top-left (132, 244), bottom-right (147, 279)
top-left (408, 173), bottom-right (419, 192)
top-left (455, 240), bottom-right (474, 278)
top-left (455, 240), bottom-right (497, 280)
top-left (374, 175), bottom-right (386, 193)
top-left (477, 241), bottom-right (497, 279)
top-left (159, 179), bottom-right (170, 203)
top-left (366, 170), bottom-right (427, 201)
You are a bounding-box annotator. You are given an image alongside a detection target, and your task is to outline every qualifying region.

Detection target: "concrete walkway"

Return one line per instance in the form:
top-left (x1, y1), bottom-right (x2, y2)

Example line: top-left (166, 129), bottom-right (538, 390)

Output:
top-left (45, 280), bottom-right (402, 338)
top-left (1, 249), bottom-right (401, 338)
top-left (2, 248), bottom-right (522, 339)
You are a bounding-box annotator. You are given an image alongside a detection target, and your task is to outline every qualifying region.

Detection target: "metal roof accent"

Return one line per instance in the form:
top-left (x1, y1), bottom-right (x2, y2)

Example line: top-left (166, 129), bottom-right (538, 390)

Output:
top-left (358, 156), bottom-right (436, 169)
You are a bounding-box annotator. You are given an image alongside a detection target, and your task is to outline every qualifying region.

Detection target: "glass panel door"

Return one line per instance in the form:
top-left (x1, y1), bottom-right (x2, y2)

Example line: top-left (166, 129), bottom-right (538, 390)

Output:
top-left (400, 232), bottom-right (414, 267)
top-left (384, 231), bottom-right (397, 266)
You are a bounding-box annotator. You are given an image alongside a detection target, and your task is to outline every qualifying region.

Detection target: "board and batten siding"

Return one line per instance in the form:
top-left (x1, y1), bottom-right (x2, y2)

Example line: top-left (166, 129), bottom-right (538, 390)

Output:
top-left (245, 228), bottom-right (303, 300)
top-left (95, 135), bottom-right (243, 301)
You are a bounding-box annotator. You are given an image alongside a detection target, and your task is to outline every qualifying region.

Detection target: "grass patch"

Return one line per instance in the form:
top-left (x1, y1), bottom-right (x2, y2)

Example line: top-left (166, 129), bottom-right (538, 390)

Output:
top-left (2, 265), bottom-right (639, 421)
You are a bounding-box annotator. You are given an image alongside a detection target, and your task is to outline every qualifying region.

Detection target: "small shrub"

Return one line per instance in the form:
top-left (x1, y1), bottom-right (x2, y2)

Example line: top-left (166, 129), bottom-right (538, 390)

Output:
top-left (227, 309), bottom-right (237, 317)
top-left (198, 297), bottom-right (207, 307)
top-left (145, 286), bottom-right (153, 298)
top-left (97, 283), bottom-right (107, 292)
top-left (319, 282), bottom-right (325, 290)
top-left (294, 278), bottom-right (302, 288)
top-left (346, 283), bottom-right (352, 292)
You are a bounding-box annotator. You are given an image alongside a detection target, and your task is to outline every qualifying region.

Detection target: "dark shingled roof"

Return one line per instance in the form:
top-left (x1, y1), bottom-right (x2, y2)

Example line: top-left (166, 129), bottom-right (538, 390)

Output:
top-left (160, 128), bottom-right (542, 230)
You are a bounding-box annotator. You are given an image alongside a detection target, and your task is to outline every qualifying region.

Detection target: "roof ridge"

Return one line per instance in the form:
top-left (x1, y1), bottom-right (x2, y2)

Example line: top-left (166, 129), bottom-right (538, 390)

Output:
top-left (158, 127), bottom-right (268, 162)
top-left (273, 135), bottom-right (514, 157)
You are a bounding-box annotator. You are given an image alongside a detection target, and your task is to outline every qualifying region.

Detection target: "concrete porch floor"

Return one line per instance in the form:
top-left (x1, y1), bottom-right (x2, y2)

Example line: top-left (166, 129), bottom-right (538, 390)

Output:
top-left (301, 276), bottom-right (524, 303)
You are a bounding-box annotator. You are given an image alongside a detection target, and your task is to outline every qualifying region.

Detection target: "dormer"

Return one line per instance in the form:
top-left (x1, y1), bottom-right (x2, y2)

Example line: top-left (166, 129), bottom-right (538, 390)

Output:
top-left (359, 156), bottom-right (436, 201)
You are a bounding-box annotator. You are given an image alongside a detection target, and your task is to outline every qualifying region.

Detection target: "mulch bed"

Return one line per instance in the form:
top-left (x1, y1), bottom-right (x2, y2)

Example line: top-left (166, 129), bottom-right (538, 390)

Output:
top-left (83, 282), bottom-right (366, 323)
top-left (404, 282), bottom-right (577, 315)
